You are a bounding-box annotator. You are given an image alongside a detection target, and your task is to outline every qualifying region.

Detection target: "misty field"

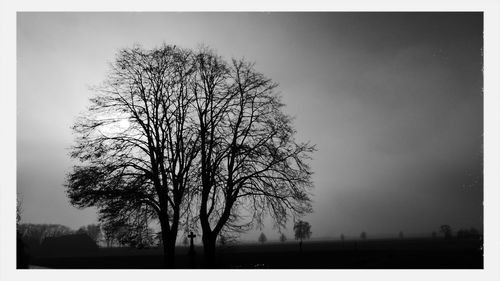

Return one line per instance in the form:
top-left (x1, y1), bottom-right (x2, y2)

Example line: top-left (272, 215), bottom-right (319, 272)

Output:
top-left (27, 238), bottom-right (482, 269)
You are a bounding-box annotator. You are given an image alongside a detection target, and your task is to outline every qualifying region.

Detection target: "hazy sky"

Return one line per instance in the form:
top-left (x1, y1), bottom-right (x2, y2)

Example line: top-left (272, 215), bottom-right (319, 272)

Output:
top-left (17, 12), bottom-right (483, 241)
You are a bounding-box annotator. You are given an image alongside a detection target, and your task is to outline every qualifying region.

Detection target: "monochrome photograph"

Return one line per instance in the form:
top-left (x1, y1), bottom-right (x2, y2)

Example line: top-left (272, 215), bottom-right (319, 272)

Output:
top-left (2, 3), bottom-right (499, 280)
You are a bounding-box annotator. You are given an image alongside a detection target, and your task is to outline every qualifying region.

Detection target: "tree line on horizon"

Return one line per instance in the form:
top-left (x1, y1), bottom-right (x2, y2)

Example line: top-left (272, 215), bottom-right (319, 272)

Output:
top-left (17, 218), bottom-right (481, 256)
top-left (18, 223), bottom-right (102, 247)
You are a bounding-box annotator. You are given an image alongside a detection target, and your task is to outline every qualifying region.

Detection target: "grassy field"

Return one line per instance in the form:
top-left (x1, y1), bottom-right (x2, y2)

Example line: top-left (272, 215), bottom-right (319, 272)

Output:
top-left (27, 238), bottom-right (482, 269)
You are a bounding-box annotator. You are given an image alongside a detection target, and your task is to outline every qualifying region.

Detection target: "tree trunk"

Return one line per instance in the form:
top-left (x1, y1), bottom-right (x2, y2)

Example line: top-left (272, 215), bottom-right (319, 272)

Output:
top-left (163, 238), bottom-right (176, 268)
top-left (202, 233), bottom-right (217, 268)
top-left (160, 221), bottom-right (176, 268)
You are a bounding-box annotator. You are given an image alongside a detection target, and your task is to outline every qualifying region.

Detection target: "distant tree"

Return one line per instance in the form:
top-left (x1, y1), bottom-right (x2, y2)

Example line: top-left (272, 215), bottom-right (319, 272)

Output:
top-left (360, 231), bottom-right (367, 240)
top-left (18, 223), bottom-right (73, 245)
top-left (100, 211), bottom-right (155, 249)
top-left (86, 224), bottom-right (102, 243)
top-left (258, 232), bottom-right (267, 244)
top-left (432, 231), bottom-right (437, 239)
top-left (279, 233), bottom-right (287, 243)
top-left (182, 236), bottom-right (189, 247)
top-left (440, 225), bottom-right (452, 239)
top-left (115, 223), bottom-right (155, 249)
top-left (294, 220), bottom-right (312, 252)
top-left (456, 228), bottom-right (481, 240)
top-left (77, 224), bottom-right (102, 243)
top-left (102, 223), bottom-right (118, 247)
top-left (340, 233), bottom-right (345, 241)
top-left (399, 231), bottom-right (404, 239)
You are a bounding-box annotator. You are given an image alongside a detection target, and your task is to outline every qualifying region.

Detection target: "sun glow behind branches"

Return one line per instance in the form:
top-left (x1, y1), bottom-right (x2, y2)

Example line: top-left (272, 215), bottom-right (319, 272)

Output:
top-left (95, 114), bottom-right (131, 137)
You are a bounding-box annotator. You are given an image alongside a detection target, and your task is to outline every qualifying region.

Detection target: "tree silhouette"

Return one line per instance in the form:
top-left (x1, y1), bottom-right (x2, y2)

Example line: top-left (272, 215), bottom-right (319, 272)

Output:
top-left (66, 45), bottom-right (199, 267)
top-left (182, 235), bottom-right (189, 247)
top-left (294, 220), bottom-right (312, 252)
top-left (65, 44), bottom-right (315, 268)
top-left (360, 231), bottom-right (367, 240)
top-left (340, 233), bottom-right (345, 241)
top-left (102, 223), bottom-right (118, 247)
top-left (18, 223), bottom-right (74, 249)
top-left (19, 224), bottom-right (73, 243)
top-left (191, 48), bottom-right (315, 266)
top-left (440, 225), bottom-right (452, 239)
top-left (258, 232), bottom-right (267, 244)
top-left (76, 224), bottom-right (102, 244)
top-left (399, 231), bottom-right (404, 240)
top-left (279, 233), bottom-right (287, 243)
top-left (113, 223), bottom-right (155, 249)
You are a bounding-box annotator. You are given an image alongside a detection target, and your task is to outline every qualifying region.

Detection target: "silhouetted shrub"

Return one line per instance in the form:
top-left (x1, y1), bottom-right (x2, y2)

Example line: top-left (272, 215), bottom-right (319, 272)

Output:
top-left (360, 231), bottom-right (367, 240)
top-left (258, 232), bottom-right (267, 244)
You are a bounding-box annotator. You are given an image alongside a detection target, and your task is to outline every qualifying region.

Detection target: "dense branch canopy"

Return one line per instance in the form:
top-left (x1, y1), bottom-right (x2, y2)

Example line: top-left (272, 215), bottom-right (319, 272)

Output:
top-left (191, 49), bottom-right (315, 237)
top-left (66, 44), bottom-right (315, 245)
top-left (66, 45), bottom-right (199, 238)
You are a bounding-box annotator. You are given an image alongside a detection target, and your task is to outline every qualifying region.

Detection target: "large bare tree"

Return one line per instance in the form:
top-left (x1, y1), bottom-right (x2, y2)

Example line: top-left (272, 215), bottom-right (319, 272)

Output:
top-left (191, 49), bottom-right (315, 266)
top-left (66, 45), bottom-right (314, 268)
top-left (66, 45), bottom-right (199, 268)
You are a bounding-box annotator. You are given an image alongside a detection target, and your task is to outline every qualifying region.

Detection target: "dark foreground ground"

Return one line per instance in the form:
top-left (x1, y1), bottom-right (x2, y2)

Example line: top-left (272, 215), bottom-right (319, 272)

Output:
top-left (26, 238), bottom-right (482, 269)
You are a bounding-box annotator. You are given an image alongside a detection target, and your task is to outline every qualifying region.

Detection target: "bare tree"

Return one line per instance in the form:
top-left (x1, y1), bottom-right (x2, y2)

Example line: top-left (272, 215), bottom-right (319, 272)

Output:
top-left (76, 224), bottom-right (102, 244)
top-left (66, 45), bottom-right (199, 268)
top-left (66, 44), bottom-right (314, 268)
top-left (101, 223), bottom-right (118, 247)
top-left (18, 223), bottom-right (73, 245)
top-left (360, 231), bottom-right (367, 240)
top-left (440, 225), bottom-right (453, 239)
top-left (294, 220), bottom-right (312, 252)
top-left (191, 48), bottom-right (315, 266)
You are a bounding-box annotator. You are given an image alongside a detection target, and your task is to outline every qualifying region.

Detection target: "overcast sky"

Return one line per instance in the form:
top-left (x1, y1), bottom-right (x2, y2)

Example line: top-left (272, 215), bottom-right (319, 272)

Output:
top-left (17, 12), bottom-right (483, 241)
